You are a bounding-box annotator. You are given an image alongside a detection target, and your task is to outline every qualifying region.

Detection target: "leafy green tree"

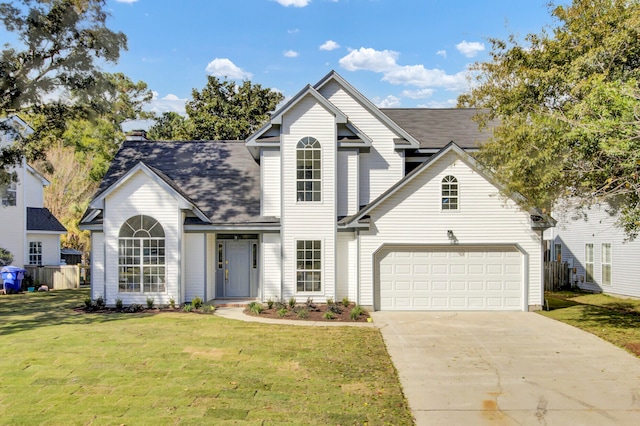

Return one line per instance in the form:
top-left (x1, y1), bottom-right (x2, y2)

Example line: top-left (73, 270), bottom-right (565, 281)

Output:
top-left (148, 111), bottom-right (189, 141)
top-left (0, 247), bottom-right (12, 267)
top-left (459, 0), bottom-right (640, 237)
top-left (186, 76), bottom-right (283, 140)
top-left (0, 0), bottom-right (127, 179)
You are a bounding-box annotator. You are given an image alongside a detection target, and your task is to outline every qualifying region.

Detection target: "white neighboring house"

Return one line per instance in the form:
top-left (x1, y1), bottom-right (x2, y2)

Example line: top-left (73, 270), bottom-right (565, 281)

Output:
top-left (0, 116), bottom-right (67, 273)
top-left (548, 201), bottom-right (640, 298)
top-left (81, 71), bottom-right (554, 311)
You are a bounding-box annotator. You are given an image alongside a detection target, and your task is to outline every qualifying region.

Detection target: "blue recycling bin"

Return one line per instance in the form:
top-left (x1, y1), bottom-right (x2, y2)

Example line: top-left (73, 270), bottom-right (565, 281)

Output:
top-left (1, 266), bottom-right (26, 293)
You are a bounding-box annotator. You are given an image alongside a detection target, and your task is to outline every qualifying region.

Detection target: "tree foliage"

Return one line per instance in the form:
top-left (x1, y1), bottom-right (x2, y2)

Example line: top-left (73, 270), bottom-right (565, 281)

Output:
top-left (459, 0), bottom-right (640, 237)
top-left (148, 111), bottom-right (189, 141)
top-left (185, 76), bottom-right (283, 140)
top-left (0, 0), bottom-right (127, 173)
top-left (0, 246), bottom-right (12, 267)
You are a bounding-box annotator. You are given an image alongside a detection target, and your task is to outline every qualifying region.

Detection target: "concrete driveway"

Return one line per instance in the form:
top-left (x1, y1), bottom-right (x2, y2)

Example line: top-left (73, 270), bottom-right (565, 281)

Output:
top-left (371, 311), bottom-right (640, 425)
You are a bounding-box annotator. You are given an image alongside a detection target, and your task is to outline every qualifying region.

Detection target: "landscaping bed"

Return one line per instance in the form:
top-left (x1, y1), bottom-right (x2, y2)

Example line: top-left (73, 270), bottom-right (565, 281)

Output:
top-left (244, 298), bottom-right (370, 322)
top-left (541, 291), bottom-right (640, 357)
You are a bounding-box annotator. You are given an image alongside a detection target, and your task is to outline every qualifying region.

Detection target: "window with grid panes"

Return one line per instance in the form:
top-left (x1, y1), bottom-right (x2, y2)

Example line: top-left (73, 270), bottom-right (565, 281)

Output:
top-left (442, 175), bottom-right (458, 210)
top-left (118, 215), bottom-right (166, 293)
top-left (296, 137), bottom-right (321, 202)
top-left (296, 240), bottom-right (321, 292)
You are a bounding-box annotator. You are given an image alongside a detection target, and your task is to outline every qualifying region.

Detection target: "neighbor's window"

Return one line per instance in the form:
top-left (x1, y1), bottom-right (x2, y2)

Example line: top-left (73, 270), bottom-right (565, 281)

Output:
top-left (29, 241), bottom-right (42, 265)
top-left (601, 243), bottom-right (611, 286)
top-left (441, 175), bottom-right (458, 210)
top-left (118, 215), bottom-right (166, 293)
top-left (0, 181), bottom-right (16, 207)
top-left (296, 137), bottom-right (321, 202)
top-left (554, 243), bottom-right (562, 262)
top-left (585, 243), bottom-right (594, 283)
top-left (296, 240), bottom-right (321, 292)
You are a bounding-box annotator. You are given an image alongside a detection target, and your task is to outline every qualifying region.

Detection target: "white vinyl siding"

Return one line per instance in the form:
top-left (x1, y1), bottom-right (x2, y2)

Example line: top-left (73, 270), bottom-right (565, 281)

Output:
top-left (25, 168), bottom-right (44, 208)
top-left (104, 170), bottom-right (181, 306)
top-left (91, 232), bottom-right (105, 300)
top-left (357, 151), bottom-right (540, 310)
top-left (318, 81), bottom-right (404, 204)
top-left (336, 232), bottom-right (357, 301)
top-left (261, 149), bottom-right (281, 217)
top-left (262, 233), bottom-right (281, 300)
top-left (26, 234), bottom-right (60, 266)
top-left (0, 166), bottom-right (25, 266)
top-left (184, 233), bottom-right (206, 302)
top-left (337, 150), bottom-right (358, 217)
top-left (280, 94), bottom-right (336, 300)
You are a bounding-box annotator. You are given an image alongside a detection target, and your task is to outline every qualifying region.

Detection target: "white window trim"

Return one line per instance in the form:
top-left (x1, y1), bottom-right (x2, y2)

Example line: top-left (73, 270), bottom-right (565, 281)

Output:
top-left (296, 137), bottom-right (322, 203)
top-left (295, 239), bottom-right (322, 293)
top-left (601, 243), bottom-right (612, 286)
top-left (118, 215), bottom-right (166, 293)
top-left (585, 243), bottom-right (594, 283)
top-left (441, 175), bottom-right (459, 212)
top-left (29, 241), bottom-right (42, 266)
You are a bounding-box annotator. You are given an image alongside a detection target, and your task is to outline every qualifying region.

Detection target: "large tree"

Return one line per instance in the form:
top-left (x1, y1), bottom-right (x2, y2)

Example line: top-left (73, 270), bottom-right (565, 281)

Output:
top-left (459, 0), bottom-right (640, 237)
top-left (0, 0), bottom-right (127, 180)
top-left (147, 111), bottom-right (189, 141)
top-left (185, 76), bottom-right (283, 140)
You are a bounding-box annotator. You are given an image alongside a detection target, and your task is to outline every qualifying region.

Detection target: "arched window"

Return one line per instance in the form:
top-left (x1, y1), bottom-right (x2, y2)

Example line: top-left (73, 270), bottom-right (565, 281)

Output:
top-left (296, 137), bottom-right (321, 202)
top-left (118, 215), bottom-right (166, 293)
top-left (441, 175), bottom-right (458, 210)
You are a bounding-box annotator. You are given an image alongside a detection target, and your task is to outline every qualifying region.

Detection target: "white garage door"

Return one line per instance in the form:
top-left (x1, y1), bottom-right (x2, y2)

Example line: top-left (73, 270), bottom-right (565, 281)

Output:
top-left (377, 246), bottom-right (523, 311)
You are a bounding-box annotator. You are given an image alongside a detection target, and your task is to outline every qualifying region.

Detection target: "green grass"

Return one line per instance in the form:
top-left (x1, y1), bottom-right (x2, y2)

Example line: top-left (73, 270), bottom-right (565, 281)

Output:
top-left (540, 291), bottom-right (640, 357)
top-left (0, 289), bottom-right (413, 425)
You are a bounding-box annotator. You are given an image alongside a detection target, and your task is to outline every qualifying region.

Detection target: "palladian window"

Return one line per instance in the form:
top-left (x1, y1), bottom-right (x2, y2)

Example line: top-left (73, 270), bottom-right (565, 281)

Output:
top-left (296, 137), bottom-right (321, 202)
top-left (118, 215), bottom-right (166, 293)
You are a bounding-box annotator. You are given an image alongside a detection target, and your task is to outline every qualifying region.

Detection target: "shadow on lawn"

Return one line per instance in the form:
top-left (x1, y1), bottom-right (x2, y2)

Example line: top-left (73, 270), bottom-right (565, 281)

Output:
top-left (0, 288), bottom-right (146, 336)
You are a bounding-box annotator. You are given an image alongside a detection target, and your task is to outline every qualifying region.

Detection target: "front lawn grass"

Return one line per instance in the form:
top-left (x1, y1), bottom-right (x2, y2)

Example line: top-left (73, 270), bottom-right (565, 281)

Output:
top-left (0, 289), bottom-right (413, 425)
top-left (540, 291), bottom-right (640, 357)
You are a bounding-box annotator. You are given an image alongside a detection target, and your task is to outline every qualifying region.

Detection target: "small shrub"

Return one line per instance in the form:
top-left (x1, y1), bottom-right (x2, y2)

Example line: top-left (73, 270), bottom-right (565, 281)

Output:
top-left (327, 304), bottom-right (343, 314)
top-left (248, 301), bottom-right (263, 315)
top-left (274, 301), bottom-right (287, 310)
top-left (342, 296), bottom-right (350, 307)
top-left (192, 297), bottom-right (203, 309)
top-left (0, 247), bottom-right (13, 267)
top-left (323, 311), bottom-right (335, 320)
top-left (288, 297), bottom-right (296, 308)
top-left (129, 303), bottom-right (143, 313)
top-left (115, 297), bottom-right (123, 310)
top-left (305, 297), bottom-right (316, 309)
top-left (350, 305), bottom-right (365, 320)
top-left (84, 297), bottom-right (93, 309)
top-left (95, 296), bottom-right (105, 309)
top-left (326, 297), bottom-right (334, 305)
top-left (202, 304), bottom-right (215, 314)
top-left (169, 297), bottom-right (176, 309)
top-left (296, 308), bottom-right (309, 319)
top-left (277, 307), bottom-right (288, 318)
top-left (146, 297), bottom-right (155, 309)
top-left (182, 303), bottom-right (193, 312)
top-left (267, 298), bottom-right (274, 309)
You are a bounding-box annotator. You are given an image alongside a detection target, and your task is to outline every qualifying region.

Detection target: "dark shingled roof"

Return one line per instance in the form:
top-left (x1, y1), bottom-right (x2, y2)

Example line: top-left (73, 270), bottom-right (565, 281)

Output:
top-left (91, 140), bottom-right (273, 225)
top-left (380, 108), bottom-right (495, 149)
top-left (27, 207), bottom-right (66, 232)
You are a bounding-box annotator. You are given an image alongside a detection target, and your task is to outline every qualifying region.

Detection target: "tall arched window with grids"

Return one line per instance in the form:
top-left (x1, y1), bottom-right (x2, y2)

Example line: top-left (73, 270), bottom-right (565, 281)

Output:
top-left (296, 137), bottom-right (321, 202)
top-left (441, 175), bottom-right (458, 210)
top-left (118, 215), bottom-right (166, 293)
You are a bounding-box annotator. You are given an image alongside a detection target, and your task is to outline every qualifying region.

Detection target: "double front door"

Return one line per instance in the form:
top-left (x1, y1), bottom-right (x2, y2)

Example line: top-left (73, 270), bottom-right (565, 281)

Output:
top-left (216, 238), bottom-right (258, 298)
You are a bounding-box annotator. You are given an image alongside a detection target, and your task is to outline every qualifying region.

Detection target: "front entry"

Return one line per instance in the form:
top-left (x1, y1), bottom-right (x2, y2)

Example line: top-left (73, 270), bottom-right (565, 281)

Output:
top-left (216, 237), bottom-right (258, 298)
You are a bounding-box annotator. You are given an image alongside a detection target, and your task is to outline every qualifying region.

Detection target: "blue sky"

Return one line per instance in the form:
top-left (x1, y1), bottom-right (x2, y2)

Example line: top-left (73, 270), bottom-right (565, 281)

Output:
top-left (111, 1), bottom-right (564, 118)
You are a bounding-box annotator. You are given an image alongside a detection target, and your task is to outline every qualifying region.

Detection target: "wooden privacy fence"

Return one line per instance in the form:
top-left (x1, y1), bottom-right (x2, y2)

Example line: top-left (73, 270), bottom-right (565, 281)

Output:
top-left (544, 261), bottom-right (570, 291)
top-left (24, 265), bottom-right (81, 290)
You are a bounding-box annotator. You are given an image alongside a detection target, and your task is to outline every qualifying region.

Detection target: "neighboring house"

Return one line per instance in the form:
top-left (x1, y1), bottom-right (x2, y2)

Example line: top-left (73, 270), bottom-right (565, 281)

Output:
top-left (0, 116), bottom-right (67, 271)
top-left (81, 71), bottom-right (553, 311)
top-left (548, 201), bottom-right (640, 298)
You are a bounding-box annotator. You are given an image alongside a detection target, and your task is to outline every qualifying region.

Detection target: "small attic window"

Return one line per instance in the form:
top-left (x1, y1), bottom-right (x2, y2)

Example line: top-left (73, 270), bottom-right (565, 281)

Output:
top-left (441, 175), bottom-right (458, 210)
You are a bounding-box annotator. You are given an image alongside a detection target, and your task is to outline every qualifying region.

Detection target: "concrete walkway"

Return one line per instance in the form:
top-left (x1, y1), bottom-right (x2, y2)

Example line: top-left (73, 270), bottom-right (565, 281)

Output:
top-left (371, 311), bottom-right (640, 425)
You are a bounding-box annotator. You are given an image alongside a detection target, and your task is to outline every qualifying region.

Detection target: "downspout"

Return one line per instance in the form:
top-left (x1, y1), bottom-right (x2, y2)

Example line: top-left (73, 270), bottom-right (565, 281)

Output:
top-left (356, 228), bottom-right (360, 305)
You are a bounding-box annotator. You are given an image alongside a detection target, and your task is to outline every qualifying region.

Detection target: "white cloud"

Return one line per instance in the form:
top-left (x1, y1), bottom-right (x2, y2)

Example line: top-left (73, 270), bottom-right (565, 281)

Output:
top-left (288, 28), bottom-right (300, 34)
top-left (436, 50), bottom-right (447, 58)
top-left (115, 0), bottom-right (138, 3)
top-left (284, 50), bottom-right (299, 58)
top-left (148, 91), bottom-right (188, 116)
top-left (205, 58), bottom-right (252, 79)
top-left (401, 88), bottom-right (434, 99)
top-left (375, 95), bottom-right (401, 108)
top-left (339, 47), bottom-right (399, 72)
top-left (320, 40), bottom-right (340, 51)
top-left (456, 40), bottom-right (485, 58)
top-left (274, 0), bottom-right (311, 7)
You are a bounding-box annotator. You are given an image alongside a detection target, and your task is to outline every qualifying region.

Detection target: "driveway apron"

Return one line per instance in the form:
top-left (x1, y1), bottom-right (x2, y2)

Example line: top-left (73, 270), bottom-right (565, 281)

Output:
top-left (371, 311), bottom-right (640, 425)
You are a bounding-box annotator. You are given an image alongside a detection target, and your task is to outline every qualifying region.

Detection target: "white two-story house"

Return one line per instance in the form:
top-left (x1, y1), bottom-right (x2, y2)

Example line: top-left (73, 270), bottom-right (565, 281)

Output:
top-left (0, 117), bottom-right (67, 272)
top-left (81, 71), bottom-right (553, 311)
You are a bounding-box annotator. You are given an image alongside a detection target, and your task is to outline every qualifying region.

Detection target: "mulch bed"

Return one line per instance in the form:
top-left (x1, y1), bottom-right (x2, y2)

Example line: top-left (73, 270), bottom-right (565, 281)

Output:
top-left (244, 302), bottom-right (370, 322)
